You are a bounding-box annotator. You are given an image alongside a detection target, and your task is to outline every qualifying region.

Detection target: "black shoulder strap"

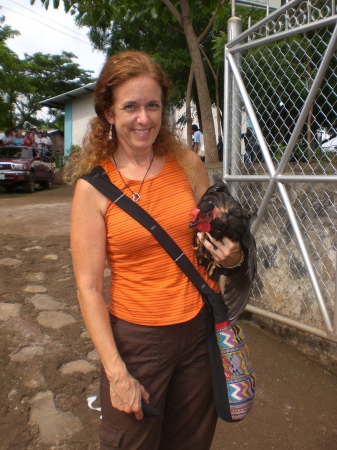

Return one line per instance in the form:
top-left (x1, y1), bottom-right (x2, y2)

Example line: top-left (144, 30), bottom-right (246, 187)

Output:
top-left (81, 165), bottom-right (216, 301)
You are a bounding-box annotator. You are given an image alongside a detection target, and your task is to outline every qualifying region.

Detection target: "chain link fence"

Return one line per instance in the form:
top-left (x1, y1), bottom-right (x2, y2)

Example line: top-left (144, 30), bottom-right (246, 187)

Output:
top-left (223, 0), bottom-right (337, 342)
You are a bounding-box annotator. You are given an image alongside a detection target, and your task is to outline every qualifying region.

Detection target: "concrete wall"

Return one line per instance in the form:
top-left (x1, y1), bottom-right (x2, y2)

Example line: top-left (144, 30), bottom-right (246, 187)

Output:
top-left (71, 94), bottom-right (95, 148)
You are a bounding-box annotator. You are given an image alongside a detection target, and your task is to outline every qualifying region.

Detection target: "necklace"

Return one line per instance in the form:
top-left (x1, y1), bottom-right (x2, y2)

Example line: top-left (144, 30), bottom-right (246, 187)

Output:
top-left (111, 152), bottom-right (155, 202)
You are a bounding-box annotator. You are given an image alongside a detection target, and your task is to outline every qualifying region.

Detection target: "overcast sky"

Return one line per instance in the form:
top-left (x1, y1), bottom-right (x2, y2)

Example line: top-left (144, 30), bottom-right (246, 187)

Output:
top-left (1, 0), bottom-right (106, 77)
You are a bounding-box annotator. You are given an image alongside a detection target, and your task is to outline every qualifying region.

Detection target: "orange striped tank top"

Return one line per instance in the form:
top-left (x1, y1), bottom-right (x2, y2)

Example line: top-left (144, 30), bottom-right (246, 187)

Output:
top-left (101, 157), bottom-right (219, 326)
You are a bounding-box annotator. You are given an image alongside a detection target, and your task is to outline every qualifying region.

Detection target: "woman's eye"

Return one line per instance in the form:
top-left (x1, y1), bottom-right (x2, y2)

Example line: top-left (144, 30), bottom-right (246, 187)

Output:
top-left (148, 102), bottom-right (160, 110)
top-left (124, 104), bottom-right (135, 110)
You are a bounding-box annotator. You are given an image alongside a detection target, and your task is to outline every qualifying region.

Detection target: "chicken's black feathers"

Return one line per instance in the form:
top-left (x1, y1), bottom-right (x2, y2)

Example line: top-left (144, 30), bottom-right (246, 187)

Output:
top-left (192, 182), bottom-right (254, 278)
top-left (191, 182), bottom-right (257, 322)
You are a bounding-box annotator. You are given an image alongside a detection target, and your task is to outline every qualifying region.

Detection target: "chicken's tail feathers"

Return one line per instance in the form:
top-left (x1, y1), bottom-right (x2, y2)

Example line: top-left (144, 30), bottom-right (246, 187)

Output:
top-left (241, 229), bottom-right (254, 249)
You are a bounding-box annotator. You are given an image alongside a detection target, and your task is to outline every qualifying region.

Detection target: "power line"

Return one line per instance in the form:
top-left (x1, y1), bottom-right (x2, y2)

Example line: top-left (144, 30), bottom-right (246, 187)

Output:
top-left (7, 0), bottom-right (88, 39)
top-left (0, 4), bottom-right (92, 46)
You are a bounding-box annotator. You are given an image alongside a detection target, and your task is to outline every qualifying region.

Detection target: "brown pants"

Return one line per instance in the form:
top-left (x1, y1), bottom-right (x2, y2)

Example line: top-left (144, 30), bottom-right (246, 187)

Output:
top-left (100, 308), bottom-right (217, 450)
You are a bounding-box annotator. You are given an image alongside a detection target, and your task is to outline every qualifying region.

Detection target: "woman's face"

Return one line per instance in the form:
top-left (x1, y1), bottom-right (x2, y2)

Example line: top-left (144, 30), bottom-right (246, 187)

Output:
top-left (106, 76), bottom-right (162, 154)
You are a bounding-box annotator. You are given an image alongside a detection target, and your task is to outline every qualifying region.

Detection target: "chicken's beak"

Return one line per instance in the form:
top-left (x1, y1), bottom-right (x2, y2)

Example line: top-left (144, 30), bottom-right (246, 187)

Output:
top-left (190, 208), bottom-right (200, 228)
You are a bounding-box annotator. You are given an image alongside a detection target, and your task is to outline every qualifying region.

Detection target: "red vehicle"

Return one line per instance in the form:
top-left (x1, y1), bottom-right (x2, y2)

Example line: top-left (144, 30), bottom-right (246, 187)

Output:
top-left (0, 145), bottom-right (53, 193)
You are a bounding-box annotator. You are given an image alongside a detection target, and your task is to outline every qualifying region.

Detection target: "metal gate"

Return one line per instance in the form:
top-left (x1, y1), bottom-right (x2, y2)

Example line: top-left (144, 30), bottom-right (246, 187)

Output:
top-left (223, 0), bottom-right (337, 343)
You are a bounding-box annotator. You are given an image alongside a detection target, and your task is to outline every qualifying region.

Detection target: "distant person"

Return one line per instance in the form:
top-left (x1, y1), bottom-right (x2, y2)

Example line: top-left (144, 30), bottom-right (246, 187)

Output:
top-left (13, 129), bottom-right (24, 146)
top-left (217, 136), bottom-right (223, 162)
top-left (192, 124), bottom-right (205, 161)
top-left (1, 129), bottom-right (15, 145)
top-left (35, 131), bottom-right (43, 156)
top-left (24, 131), bottom-right (34, 147)
top-left (0, 131), bottom-right (6, 145)
top-left (41, 131), bottom-right (52, 148)
top-left (241, 127), bottom-right (260, 163)
top-left (41, 131), bottom-right (53, 159)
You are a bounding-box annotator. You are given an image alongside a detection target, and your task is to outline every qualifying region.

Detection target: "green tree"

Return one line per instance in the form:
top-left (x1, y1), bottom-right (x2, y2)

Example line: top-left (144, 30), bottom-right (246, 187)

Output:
top-left (16, 51), bottom-right (94, 128)
top-left (103, 8), bottom-right (192, 106)
top-left (211, 5), bottom-right (266, 135)
top-left (32, 0), bottom-right (229, 162)
top-left (0, 15), bottom-right (22, 129)
top-left (241, 29), bottom-right (337, 161)
top-left (0, 16), bottom-right (95, 130)
top-left (88, 7), bottom-right (194, 143)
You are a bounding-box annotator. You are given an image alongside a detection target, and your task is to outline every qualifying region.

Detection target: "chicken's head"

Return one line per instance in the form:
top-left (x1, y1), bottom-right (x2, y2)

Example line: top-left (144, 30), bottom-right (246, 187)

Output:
top-left (190, 203), bottom-right (221, 232)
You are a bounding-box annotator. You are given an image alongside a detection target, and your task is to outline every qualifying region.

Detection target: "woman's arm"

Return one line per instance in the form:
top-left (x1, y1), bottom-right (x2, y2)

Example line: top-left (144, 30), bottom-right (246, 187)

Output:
top-left (71, 179), bottom-right (149, 419)
top-left (190, 151), bottom-right (210, 204)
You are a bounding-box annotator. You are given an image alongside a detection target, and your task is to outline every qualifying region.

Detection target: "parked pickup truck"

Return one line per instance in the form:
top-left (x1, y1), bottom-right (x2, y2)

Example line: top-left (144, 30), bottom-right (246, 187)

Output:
top-left (0, 145), bottom-right (53, 193)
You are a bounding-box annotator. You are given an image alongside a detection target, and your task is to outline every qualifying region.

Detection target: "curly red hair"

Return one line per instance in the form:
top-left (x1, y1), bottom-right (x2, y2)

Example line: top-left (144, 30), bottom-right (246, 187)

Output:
top-left (64, 51), bottom-right (191, 184)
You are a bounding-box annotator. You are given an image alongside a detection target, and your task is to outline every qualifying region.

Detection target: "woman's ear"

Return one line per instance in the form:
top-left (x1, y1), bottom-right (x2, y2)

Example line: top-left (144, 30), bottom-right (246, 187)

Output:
top-left (104, 111), bottom-right (114, 125)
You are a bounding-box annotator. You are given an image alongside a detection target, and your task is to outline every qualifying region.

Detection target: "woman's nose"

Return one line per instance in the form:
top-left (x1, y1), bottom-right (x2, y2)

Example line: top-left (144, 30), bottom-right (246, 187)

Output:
top-left (137, 107), bottom-right (150, 123)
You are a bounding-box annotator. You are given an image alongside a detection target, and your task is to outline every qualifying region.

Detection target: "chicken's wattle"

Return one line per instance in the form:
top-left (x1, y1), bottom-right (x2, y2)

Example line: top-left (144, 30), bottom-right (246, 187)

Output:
top-left (196, 222), bottom-right (211, 232)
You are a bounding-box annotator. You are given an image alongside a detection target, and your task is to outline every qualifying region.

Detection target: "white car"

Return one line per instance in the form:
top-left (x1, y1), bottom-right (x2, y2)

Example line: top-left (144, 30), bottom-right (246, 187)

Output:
top-left (321, 136), bottom-right (337, 152)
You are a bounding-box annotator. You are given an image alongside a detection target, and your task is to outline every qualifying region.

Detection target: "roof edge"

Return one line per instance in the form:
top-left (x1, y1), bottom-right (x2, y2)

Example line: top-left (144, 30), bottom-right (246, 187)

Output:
top-left (40, 82), bottom-right (96, 109)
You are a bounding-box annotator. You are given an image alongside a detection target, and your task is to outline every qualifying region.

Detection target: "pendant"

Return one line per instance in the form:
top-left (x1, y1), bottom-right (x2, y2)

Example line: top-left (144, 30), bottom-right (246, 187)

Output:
top-left (132, 193), bottom-right (141, 202)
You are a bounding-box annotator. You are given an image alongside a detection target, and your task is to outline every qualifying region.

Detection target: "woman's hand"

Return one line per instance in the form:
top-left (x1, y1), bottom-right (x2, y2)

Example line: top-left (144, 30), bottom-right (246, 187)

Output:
top-left (197, 232), bottom-right (244, 269)
top-left (108, 369), bottom-right (150, 420)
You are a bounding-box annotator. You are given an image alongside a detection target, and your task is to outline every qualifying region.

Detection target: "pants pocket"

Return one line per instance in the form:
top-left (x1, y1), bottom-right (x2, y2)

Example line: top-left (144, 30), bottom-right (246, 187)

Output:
top-left (110, 316), bottom-right (160, 382)
top-left (100, 421), bottom-right (123, 448)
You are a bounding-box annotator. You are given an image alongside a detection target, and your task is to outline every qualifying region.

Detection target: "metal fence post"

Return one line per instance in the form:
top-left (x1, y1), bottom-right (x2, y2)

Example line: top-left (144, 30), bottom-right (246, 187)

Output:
top-left (227, 15), bottom-right (242, 200)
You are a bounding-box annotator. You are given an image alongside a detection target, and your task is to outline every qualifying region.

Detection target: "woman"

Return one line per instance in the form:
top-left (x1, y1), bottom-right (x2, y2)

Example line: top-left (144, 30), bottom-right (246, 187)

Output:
top-left (23, 131), bottom-right (33, 147)
top-left (70, 51), bottom-right (244, 450)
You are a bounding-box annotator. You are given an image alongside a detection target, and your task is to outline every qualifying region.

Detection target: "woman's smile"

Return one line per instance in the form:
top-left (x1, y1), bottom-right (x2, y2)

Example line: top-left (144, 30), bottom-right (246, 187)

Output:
top-left (106, 76), bottom-right (162, 154)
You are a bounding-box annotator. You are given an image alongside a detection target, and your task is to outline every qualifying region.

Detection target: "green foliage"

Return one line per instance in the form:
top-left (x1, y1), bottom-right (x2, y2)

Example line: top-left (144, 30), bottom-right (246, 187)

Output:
top-left (0, 17), bottom-right (95, 130)
top-left (68, 144), bottom-right (81, 155)
top-left (239, 22), bottom-right (337, 143)
top-left (29, 0), bottom-right (240, 160)
top-left (269, 139), bottom-right (332, 163)
top-left (49, 110), bottom-right (65, 132)
top-left (29, 0), bottom-right (226, 106)
top-left (102, 8), bottom-right (190, 105)
top-left (54, 155), bottom-right (65, 168)
top-left (85, 2), bottom-right (224, 111)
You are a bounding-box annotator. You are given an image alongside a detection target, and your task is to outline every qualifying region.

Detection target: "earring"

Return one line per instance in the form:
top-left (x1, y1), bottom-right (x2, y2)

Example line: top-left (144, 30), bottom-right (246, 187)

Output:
top-left (108, 124), bottom-right (113, 141)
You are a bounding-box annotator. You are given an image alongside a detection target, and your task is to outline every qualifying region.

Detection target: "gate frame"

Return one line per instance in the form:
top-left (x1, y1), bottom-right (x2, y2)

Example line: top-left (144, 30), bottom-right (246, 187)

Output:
top-left (223, 0), bottom-right (337, 343)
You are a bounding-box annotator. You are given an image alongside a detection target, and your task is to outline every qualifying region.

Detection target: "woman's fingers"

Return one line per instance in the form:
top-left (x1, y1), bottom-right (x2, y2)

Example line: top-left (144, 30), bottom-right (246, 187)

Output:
top-left (109, 374), bottom-right (149, 420)
top-left (197, 232), bottom-right (241, 265)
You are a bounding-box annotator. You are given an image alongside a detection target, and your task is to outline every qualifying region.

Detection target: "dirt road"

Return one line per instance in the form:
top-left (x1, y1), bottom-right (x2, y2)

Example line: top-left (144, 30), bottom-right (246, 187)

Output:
top-left (0, 185), bottom-right (337, 449)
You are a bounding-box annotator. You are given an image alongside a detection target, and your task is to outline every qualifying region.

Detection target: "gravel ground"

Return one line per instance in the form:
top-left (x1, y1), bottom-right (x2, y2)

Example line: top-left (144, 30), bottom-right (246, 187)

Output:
top-left (0, 184), bottom-right (337, 450)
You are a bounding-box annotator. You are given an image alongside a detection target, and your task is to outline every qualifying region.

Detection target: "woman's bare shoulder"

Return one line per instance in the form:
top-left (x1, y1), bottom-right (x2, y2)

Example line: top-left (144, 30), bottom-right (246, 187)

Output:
top-left (73, 178), bottom-right (108, 216)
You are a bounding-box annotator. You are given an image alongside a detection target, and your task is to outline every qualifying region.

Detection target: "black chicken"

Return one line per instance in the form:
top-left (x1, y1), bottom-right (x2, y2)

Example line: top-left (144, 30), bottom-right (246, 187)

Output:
top-left (190, 182), bottom-right (257, 321)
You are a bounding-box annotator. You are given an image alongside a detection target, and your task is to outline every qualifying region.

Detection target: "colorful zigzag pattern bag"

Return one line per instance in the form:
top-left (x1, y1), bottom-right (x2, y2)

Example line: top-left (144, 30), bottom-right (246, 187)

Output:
top-left (202, 289), bottom-right (255, 422)
top-left (217, 322), bottom-right (255, 419)
top-left (83, 166), bottom-right (256, 422)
